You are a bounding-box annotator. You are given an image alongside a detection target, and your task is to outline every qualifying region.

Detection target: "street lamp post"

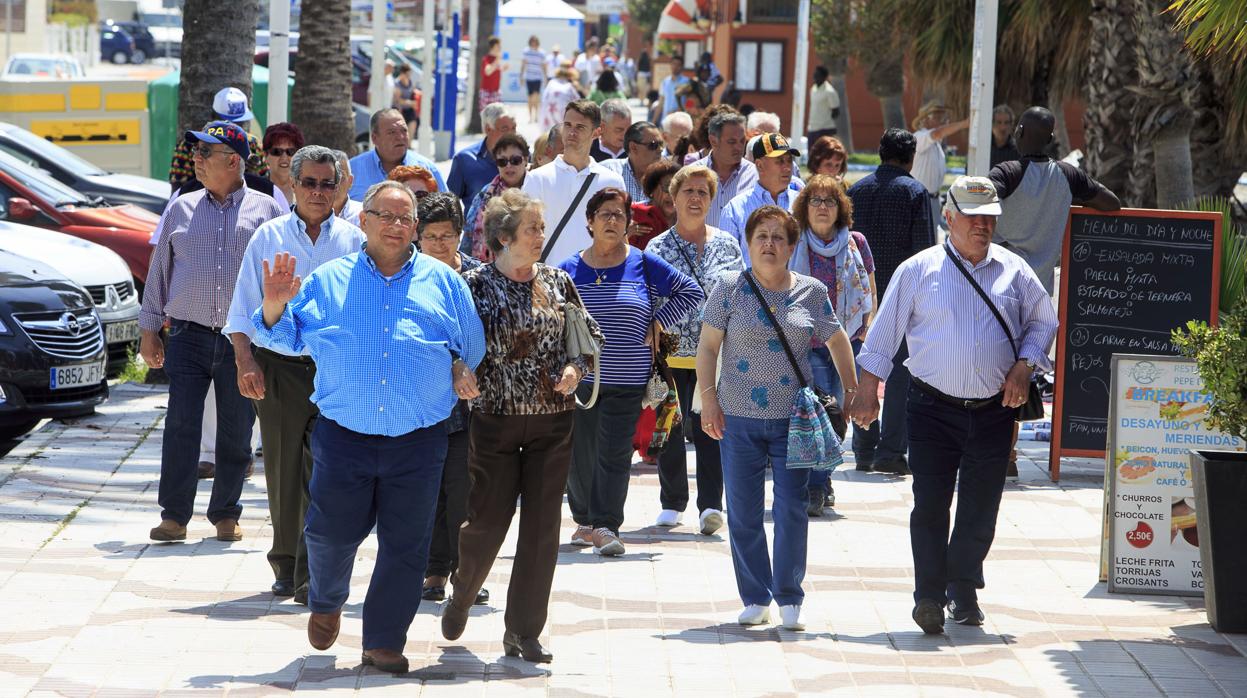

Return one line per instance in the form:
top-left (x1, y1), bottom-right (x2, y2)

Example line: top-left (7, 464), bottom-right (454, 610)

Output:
top-left (967, 0), bottom-right (999, 177)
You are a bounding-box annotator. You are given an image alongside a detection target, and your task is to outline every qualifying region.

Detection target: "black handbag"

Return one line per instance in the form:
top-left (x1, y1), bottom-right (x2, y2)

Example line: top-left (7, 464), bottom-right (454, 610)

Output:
top-left (742, 271), bottom-right (849, 439)
top-left (941, 243), bottom-right (1046, 421)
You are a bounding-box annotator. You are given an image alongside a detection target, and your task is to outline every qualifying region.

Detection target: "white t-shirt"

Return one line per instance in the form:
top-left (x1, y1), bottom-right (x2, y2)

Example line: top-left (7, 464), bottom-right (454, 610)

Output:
top-left (521, 155), bottom-right (625, 265)
top-left (808, 82), bottom-right (840, 133)
top-left (574, 53), bottom-right (602, 88)
top-left (911, 128), bottom-right (946, 195)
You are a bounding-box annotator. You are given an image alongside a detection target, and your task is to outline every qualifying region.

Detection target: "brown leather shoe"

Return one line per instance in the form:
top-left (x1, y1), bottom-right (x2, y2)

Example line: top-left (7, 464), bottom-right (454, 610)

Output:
top-left (197, 461), bottom-right (215, 479)
top-left (441, 598), bottom-right (470, 641)
top-left (307, 609), bottom-right (341, 650)
top-left (149, 519), bottom-right (186, 542)
top-left (362, 648), bottom-right (409, 674)
top-left (214, 518), bottom-right (242, 541)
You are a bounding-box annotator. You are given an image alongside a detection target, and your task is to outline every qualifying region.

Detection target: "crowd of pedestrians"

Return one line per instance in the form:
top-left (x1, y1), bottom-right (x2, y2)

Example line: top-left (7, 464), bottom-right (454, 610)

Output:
top-left (139, 66), bottom-right (1116, 673)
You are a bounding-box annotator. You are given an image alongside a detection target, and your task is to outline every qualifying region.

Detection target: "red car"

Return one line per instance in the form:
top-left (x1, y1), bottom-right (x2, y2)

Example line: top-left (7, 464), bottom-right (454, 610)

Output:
top-left (0, 150), bottom-right (157, 286)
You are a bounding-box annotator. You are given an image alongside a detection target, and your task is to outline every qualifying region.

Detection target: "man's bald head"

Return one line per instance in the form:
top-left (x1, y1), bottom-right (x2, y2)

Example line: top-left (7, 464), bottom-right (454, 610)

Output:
top-left (1016, 106), bottom-right (1055, 154)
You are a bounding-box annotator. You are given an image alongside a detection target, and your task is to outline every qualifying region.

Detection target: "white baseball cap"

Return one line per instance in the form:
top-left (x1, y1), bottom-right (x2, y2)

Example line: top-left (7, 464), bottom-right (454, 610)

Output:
top-left (212, 86), bottom-right (254, 123)
top-left (947, 176), bottom-right (1003, 216)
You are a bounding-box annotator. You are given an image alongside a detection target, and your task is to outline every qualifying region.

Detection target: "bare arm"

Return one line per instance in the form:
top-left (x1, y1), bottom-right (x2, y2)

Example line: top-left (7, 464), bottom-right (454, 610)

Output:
top-left (824, 328), bottom-right (859, 397)
top-left (696, 325), bottom-right (726, 440)
top-left (229, 332), bottom-right (265, 400)
top-left (930, 118), bottom-right (970, 141)
top-left (1086, 188), bottom-right (1122, 211)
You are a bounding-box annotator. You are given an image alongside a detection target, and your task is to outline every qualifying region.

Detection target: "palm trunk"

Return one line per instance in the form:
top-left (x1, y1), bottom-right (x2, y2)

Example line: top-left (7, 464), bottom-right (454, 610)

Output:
top-left (177, 0), bottom-right (259, 136)
top-left (1048, 96), bottom-right (1071, 158)
top-left (879, 94), bottom-right (906, 131)
top-left (866, 53), bottom-right (907, 132)
top-left (466, 0), bottom-right (499, 135)
top-left (1128, 0), bottom-right (1196, 209)
top-left (1082, 0), bottom-right (1138, 198)
top-left (291, 0), bottom-right (355, 153)
top-left (831, 74), bottom-right (853, 149)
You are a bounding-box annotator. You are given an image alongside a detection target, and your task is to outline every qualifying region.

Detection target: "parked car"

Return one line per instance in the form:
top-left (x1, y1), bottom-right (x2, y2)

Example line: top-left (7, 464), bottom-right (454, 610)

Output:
top-left (0, 221), bottom-right (140, 377)
top-left (1, 53), bottom-right (86, 79)
top-left (104, 20), bottom-right (156, 64)
top-left (0, 249), bottom-right (108, 441)
top-left (100, 25), bottom-right (135, 65)
top-left (255, 48), bottom-right (375, 105)
top-left (137, 7), bottom-right (182, 58)
top-left (0, 150), bottom-right (158, 286)
top-left (0, 122), bottom-right (171, 214)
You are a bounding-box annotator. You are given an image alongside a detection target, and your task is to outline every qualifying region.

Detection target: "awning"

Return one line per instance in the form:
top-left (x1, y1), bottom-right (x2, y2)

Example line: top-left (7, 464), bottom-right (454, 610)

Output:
top-left (657, 0), bottom-right (707, 41)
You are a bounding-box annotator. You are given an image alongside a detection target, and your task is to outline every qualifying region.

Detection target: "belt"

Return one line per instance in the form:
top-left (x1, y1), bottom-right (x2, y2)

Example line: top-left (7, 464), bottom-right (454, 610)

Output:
top-left (184, 320), bottom-right (223, 333)
top-left (254, 346), bottom-right (315, 365)
top-left (912, 377), bottom-right (1000, 411)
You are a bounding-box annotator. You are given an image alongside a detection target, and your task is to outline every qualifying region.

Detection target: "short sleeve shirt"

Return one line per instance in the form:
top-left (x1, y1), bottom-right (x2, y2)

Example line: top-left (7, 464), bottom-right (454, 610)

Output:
top-left (702, 271), bottom-right (842, 419)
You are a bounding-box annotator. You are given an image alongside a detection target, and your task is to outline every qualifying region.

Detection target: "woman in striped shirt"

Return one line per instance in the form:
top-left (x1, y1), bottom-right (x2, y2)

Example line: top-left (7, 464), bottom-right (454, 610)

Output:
top-left (556, 187), bottom-right (703, 557)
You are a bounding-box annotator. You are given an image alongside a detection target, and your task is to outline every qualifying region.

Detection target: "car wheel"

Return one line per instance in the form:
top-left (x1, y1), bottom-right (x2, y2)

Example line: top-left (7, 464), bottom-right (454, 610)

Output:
top-left (0, 419), bottom-right (41, 441)
top-left (131, 49), bottom-right (147, 64)
top-left (111, 51), bottom-right (130, 65)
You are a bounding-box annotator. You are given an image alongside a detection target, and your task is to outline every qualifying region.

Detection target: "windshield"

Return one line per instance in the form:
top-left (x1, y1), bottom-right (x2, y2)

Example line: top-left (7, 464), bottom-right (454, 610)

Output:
top-left (138, 13), bottom-right (182, 28)
top-left (0, 150), bottom-right (91, 207)
top-left (5, 57), bottom-right (82, 78)
top-left (2, 127), bottom-right (107, 177)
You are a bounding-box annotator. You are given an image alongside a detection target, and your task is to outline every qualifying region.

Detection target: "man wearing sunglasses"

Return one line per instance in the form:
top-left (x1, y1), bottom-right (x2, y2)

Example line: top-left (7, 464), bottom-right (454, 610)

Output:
top-left (141, 120), bottom-right (286, 545)
top-left (600, 120), bottom-right (664, 206)
top-left (168, 87), bottom-right (271, 190)
top-left (225, 145), bottom-right (365, 605)
top-left (447, 102), bottom-right (516, 202)
top-left (848, 176), bottom-right (1057, 635)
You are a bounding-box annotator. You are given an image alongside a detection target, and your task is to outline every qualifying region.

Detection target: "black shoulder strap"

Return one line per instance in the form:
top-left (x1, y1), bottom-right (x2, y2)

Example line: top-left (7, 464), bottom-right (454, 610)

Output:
top-left (742, 271), bottom-right (809, 389)
top-left (540, 173), bottom-right (596, 263)
top-left (942, 243), bottom-right (1019, 360)
top-left (671, 234), bottom-right (704, 290)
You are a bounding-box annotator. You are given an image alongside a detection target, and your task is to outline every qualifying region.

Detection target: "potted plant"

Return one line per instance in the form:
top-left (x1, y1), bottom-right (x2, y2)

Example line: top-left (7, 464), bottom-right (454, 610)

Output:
top-left (1173, 289), bottom-right (1247, 633)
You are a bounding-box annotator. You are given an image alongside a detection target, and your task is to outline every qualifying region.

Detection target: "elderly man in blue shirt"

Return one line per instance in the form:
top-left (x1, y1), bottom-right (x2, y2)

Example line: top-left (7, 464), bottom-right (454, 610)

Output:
top-left (848, 176), bottom-right (1058, 635)
top-left (348, 109), bottom-right (446, 200)
top-left (720, 133), bottom-right (803, 264)
top-left (447, 102), bottom-right (515, 202)
top-left (225, 145), bottom-right (365, 605)
top-left (253, 180), bottom-right (485, 674)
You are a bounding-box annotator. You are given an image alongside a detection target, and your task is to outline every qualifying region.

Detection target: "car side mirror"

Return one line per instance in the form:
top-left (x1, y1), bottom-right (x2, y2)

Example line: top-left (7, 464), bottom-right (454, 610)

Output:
top-left (6, 197), bottom-right (37, 221)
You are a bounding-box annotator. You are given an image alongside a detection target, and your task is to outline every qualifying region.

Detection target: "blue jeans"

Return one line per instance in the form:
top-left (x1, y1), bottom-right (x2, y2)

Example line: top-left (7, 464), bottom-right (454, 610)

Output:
top-left (158, 320), bottom-right (255, 525)
top-left (720, 415), bottom-right (810, 607)
top-left (906, 384), bottom-right (1016, 606)
top-left (853, 339), bottom-right (910, 464)
top-left (808, 339), bottom-right (862, 491)
top-left (305, 416), bottom-right (448, 651)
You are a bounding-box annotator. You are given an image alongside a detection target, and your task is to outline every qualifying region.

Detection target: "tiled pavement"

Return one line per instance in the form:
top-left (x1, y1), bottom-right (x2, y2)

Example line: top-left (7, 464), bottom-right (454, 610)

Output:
top-left (1, 384), bottom-right (1245, 697)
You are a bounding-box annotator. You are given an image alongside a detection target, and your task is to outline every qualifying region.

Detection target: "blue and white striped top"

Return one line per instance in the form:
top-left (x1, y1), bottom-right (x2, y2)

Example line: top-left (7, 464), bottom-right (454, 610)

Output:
top-left (858, 242), bottom-right (1059, 400)
top-left (557, 248), bottom-right (704, 386)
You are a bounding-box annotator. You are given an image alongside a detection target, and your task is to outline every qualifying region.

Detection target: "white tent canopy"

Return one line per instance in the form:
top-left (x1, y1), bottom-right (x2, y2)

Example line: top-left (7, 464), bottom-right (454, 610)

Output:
top-left (499, 0), bottom-right (584, 21)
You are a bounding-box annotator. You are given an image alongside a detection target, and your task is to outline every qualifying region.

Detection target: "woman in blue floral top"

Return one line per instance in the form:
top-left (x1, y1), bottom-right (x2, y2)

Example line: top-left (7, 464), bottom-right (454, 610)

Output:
top-left (644, 164), bottom-right (744, 535)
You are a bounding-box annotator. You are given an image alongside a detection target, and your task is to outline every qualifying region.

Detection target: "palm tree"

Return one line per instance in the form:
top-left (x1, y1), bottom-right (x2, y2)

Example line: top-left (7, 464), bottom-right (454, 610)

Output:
top-left (177, 0), bottom-right (260, 136)
top-left (854, 0), bottom-right (907, 130)
top-left (466, 0), bottom-right (499, 135)
top-left (1081, 0), bottom-right (1140, 198)
top-left (291, 0), bottom-right (355, 153)
top-left (811, 0), bottom-right (854, 148)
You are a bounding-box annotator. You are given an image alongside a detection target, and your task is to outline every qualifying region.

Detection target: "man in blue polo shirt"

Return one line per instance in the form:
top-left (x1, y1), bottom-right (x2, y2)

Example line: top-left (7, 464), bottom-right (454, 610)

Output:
top-left (447, 103), bottom-right (516, 202)
top-left (348, 109), bottom-right (446, 200)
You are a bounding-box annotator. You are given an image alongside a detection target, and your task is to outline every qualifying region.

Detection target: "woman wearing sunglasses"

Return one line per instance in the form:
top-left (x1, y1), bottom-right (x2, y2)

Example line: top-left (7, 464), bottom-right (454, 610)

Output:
top-left (461, 133), bottom-right (530, 262)
top-left (387, 165), bottom-right (439, 201)
top-left (263, 122), bottom-right (306, 206)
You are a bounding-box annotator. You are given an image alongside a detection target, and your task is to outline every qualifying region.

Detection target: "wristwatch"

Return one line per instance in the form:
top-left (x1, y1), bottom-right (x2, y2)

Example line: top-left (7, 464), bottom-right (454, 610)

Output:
top-left (1023, 358), bottom-right (1038, 372)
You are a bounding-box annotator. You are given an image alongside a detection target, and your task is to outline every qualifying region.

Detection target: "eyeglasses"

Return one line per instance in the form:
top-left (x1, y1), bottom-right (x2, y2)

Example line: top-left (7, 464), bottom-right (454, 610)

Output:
top-left (268, 147), bottom-right (299, 157)
top-left (296, 178), bottom-right (337, 192)
top-left (594, 210), bottom-right (626, 222)
top-left (420, 233), bottom-right (459, 244)
top-left (496, 154), bottom-right (527, 167)
top-left (364, 209), bottom-right (417, 228)
top-left (193, 144), bottom-right (231, 159)
top-left (808, 196), bottom-right (838, 209)
top-left (632, 140), bottom-right (663, 152)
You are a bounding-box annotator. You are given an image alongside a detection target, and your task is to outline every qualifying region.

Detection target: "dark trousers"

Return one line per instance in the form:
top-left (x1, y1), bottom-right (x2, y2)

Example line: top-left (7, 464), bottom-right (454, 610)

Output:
top-left (808, 339), bottom-right (862, 492)
top-left (305, 417), bottom-right (447, 651)
top-left (853, 339), bottom-right (910, 464)
top-left (253, 348), bottom-right (317, 590)
top-left (906, 384), bottom-right (1016, 606)
top-left (657, 367), bottom-right (723, 513)
top-left (427, 419), bottom-right (471, 578)
top-left (453, 411), bottom-right (574, 638)
top-left (569, 383), bottom-right (646, 532)
top-left (158, 320), bottom-right (254, 525)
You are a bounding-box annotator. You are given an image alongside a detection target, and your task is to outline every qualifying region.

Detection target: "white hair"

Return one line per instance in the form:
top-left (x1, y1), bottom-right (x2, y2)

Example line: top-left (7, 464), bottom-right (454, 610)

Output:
top-left (481, 103), bottom-right (511, 129)
top-left (747, 111), bottom-right (781, 134)
top-left (661, 111), bottom-right (693, 133)
top-left (600, 98), bottom-right (632, 124)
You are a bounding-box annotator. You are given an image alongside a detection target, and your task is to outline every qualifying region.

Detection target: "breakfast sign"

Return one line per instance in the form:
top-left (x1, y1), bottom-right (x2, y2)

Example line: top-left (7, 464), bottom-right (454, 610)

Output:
top-left (1105, 355), bottom-right (1245, 595)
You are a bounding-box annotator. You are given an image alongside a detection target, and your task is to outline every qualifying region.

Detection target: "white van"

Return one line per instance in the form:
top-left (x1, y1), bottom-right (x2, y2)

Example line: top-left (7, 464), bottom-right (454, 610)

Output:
top-left (0, 221), bottom-right (141, 377)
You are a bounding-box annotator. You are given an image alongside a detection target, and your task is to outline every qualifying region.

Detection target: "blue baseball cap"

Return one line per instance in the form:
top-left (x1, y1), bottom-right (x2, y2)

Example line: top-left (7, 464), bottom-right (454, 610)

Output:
top-left (186, 120), bottom-right (251, 161)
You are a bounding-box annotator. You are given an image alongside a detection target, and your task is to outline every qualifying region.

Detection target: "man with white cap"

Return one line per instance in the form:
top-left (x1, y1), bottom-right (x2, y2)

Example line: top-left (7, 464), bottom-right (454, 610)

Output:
top-left (847, 176), bottom-right (1058, 635)
top-left (169, 87), bottom-right (270, 189)
top-left (910, 101), bottom-right (969, 228)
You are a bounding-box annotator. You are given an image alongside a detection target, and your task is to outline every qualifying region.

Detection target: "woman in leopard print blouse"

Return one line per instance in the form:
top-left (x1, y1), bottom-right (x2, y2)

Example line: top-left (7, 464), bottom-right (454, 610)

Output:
top-left (442, 189), bottom-right (603, 664)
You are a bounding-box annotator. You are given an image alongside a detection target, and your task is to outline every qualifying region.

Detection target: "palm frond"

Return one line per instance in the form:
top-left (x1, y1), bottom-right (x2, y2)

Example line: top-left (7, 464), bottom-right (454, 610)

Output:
top-left (1177, 196), bottom-right (1247, 315)
top-left (1168, 0), bottom-right (1247, 61)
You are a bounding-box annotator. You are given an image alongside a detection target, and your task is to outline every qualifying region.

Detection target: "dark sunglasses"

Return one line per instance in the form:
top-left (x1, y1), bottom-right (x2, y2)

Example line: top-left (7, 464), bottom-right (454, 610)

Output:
top-left (193, 143), bottom-right (231, 159)
top-left (495, 154), bottom-right (527, 167)
top-left (267, 147), bottom-right (299, 157)
top-left (297, 178), bottom-right (337, 192)
top-left (413, 189), bottom-right (430, 199)
top-left (633, 140), bottom-right (663, 152)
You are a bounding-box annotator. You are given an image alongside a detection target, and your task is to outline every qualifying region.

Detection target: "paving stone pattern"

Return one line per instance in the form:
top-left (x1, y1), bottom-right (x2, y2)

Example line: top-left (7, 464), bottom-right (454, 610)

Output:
top-left (0, 384), bottom-right (1244, 697)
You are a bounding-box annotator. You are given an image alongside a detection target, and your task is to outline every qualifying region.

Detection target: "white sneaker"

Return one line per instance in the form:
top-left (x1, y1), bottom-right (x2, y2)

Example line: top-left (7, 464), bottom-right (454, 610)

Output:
top-left (779, 604), bottom-right (805, 631)
top-left (699, 508), bottom-right (725, 536)
top-left (738, 604), bottom-right (770, 626)
top-left (655, 509), bottom-right (683, 527)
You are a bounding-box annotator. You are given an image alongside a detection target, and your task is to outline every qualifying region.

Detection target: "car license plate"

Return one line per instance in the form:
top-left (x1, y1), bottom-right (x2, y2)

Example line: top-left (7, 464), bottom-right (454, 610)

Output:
top-left (105, 320), bottom-right (140, 344)
top-left (50, 362), bottom-right (105, 390)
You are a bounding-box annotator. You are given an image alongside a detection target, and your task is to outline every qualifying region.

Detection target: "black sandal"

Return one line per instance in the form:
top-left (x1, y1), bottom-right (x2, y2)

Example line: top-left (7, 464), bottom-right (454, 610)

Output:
top-left (422, 585), bottom-right (446, 601)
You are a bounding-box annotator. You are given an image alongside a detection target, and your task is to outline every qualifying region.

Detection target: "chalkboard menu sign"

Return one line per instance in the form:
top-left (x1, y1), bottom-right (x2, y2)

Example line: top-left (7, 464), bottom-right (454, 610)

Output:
top-left (1050, 208), bottom-right (1221, 479)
